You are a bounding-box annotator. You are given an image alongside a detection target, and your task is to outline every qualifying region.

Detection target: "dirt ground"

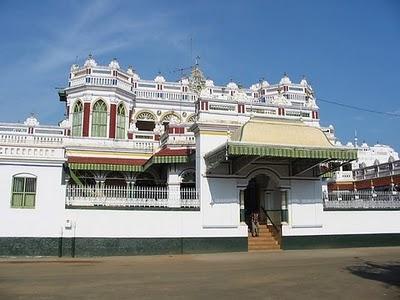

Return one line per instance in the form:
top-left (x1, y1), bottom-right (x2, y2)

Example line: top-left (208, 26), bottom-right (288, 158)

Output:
top-left (0, 247), bottom-right (399, 299)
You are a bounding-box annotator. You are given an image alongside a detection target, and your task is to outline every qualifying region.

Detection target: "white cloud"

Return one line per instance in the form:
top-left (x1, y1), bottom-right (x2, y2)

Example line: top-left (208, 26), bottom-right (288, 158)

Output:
top-left (12, 0), bottom-right (187, 73)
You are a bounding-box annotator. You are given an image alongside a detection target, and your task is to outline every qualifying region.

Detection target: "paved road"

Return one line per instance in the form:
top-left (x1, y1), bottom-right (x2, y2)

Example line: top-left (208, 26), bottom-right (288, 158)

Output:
top-left (0, 247), bottom-right (399, 299)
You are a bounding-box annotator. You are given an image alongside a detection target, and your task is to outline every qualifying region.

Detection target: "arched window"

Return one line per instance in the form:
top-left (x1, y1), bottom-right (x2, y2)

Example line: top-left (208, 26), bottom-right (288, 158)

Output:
top-left (72, 101), bottom-right (83, 136)
top-left (136, 111), bottom-right (156, 131)
top-left (91, 100), bottom-right (107, 137)
top-left (187, 114), bottom-right (197, 123)
top-left (116, 104), bottom-right (126, 139)
top-left (180, 170), bottom-right (196, 201)
top-left (180, 170), bottom-right (195, 188)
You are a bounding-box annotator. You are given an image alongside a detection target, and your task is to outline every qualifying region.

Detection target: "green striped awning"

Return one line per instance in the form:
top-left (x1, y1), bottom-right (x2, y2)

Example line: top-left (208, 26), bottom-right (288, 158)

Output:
top-left (151, 155), bottom-right (190, 164)
top-left (227, 143), bottom-right (357, 160)
top-left (144, 155), bottom-right (190, 170)
top-left (69, 163), bottom-right (143, 172)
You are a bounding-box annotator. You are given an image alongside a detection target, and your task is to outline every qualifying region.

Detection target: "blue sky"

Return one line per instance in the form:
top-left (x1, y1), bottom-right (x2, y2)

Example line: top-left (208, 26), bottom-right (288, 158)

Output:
top-left (0, 0), bottom-right (399, 150)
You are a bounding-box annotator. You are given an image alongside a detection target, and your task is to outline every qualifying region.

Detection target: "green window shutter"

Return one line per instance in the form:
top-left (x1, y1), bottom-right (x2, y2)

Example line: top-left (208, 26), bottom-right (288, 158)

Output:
top-left (72, 101), bottom-right (83, 137)
top-left (11, 177), bottom-right (36, 208)
top-left (91, 100), bottom-right (108, 137)
top-left (116, 104), bottom-right (126, 139)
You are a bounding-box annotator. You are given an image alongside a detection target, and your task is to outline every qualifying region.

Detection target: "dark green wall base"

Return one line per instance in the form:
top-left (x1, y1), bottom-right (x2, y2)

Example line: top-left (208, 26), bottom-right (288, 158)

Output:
top-left (0, 237), bottom-right (247, 257)
top-left (282, 233), bottom-right (400, 250)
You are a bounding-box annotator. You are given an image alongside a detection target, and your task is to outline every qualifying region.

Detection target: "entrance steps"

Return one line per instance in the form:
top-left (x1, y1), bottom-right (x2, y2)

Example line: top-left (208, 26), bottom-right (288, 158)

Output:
top-left (248, 225), bottom-right (281, 251)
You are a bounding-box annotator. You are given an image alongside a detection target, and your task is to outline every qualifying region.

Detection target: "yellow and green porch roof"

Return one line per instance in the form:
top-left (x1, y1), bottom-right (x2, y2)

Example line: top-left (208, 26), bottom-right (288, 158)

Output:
top-left (205, 119), bottom-right (357, 171)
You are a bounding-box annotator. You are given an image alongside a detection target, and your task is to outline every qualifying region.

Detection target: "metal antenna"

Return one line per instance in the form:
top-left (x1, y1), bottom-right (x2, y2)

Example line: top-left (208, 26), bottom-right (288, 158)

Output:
top-left (190, 36), bottom-right (193, 64)
top-left (354, 129), bottom-right (358, 147)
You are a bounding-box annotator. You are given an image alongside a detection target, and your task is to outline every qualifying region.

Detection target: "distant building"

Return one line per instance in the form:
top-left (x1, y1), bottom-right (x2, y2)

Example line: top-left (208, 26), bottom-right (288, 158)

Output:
top-left (328, 142), bottom-right (400, 192)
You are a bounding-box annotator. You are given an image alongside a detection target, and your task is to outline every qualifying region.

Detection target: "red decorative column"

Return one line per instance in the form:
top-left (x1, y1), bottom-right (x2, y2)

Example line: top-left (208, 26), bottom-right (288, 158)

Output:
top-left (200, 101), bottom-right (209, 111)
top-left (82, 102), bottom-right (91, 137)
top-left (237, 103), bottom-right (245, 114)
top-left (109, 103), bottom-right (116, 138)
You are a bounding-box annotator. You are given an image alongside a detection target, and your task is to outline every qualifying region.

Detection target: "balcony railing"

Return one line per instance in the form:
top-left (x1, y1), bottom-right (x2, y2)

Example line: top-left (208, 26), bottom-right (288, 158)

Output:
top-left (64, 136), bottom-right (157, 151)
top-left (65, 185), bottom-right (199, 209)
top-left (353, 160), bottom-right (400, 180)
top-left (323, 191), bottom-right (400, 210)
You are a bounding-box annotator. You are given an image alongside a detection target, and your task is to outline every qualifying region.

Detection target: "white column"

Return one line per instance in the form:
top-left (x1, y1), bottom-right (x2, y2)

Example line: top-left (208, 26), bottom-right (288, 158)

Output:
top-left (167, 165), bottom-right (182, 208)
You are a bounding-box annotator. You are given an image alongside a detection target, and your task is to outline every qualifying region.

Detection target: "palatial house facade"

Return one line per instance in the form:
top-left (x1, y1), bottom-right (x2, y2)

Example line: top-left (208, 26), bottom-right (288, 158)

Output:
top-left (1, 56), bottom-right (399, 256)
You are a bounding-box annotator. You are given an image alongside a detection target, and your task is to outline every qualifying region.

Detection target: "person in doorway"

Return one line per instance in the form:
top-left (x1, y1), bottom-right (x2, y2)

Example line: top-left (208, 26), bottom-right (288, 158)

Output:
top-left (251, 212), bottom-right (260, 237)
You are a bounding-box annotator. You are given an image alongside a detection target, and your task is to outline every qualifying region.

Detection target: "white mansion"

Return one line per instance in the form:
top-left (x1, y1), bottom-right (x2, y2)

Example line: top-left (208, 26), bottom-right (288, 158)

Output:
top-left (0, 56), bottom-right (399, 256)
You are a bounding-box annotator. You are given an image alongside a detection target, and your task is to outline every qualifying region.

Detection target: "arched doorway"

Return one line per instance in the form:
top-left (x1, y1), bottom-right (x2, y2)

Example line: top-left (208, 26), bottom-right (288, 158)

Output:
top-left (244, 174), bottom-right (277, 224)
top-left (243, 173), bottom-right (286, 250)
top-left (243, 173), bottom-right (287, 228)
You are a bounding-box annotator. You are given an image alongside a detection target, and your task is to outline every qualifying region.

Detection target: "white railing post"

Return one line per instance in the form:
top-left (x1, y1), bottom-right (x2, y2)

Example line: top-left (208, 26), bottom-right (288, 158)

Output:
top-left (168, 184), bottom-right (181, 208)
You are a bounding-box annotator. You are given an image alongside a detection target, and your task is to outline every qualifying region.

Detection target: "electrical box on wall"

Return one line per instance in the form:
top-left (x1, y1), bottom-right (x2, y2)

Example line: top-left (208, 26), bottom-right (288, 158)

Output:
top-left (65, 219), bottom-right (72, 230)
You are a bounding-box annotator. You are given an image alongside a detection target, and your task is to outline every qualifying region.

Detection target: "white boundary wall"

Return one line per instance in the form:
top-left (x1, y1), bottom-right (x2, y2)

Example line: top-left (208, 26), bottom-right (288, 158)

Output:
top-left (282, 179), bottom-right (400, 236)
top-left (0, 162), bottom-right (245, 239)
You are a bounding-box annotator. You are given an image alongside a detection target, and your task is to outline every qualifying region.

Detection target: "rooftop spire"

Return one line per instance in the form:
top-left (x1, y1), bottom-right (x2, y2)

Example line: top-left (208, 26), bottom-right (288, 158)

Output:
top-left (189, 61), bottom-right (205, 95)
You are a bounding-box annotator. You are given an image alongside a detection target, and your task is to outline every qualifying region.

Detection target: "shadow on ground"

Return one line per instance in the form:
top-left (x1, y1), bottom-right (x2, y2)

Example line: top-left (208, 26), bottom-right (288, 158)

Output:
top-left (347, 261), bottom-right (400, 288)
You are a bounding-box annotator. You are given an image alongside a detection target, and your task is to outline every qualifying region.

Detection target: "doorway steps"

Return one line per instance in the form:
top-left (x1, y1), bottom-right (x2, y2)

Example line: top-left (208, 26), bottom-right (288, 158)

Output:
top-left (248, 225), bottom-right (281, 251)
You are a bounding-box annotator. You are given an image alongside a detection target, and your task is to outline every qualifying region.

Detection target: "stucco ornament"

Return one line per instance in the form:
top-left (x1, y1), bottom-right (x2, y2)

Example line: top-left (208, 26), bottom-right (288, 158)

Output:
top-left (189, 64), bottom-right (206, 95)
top-left (24, 115), bottom-right (39, 127)
top-left (59, 119), bottom-right (71, 129)
top-left (128, 122), bottom-right (138, 133)
top-left (153, 123), bottom-right (164, 135)
top-left (84, 54), bottom-right (97, 67)
top-left (305, 89), bottom-right (319, 109)
top-left (233, 89), bottom-right (249, 102)
top-left (168, 115), bottom-right (179, 125)
top-left (270, 93), bottom-right (291, 106)
top-left (154, 73), bottom-right (166, 83)
top-left (109, 58), bottom-right (120, 69)
top-left (306, 97), bottom-right (318, 109)
top-left (279, 73), bottom-right (292, 84)
top-left (226, 81), bottom-right (238, 90)
top-left (127, 66), bottom-right (140, 80)
top-left (70, 64), bottom-right (79, 72)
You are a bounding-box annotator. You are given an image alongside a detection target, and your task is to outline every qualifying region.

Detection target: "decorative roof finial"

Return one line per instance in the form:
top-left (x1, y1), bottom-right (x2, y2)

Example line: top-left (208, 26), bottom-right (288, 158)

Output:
top-left (189, 62), bottom-right (206, 95)
top-left (24, 114), bottom-right (39, 127)
top-left (109, 58), bottom-right (120, 69)
top-left (84, 54), bottom-right (97, 67)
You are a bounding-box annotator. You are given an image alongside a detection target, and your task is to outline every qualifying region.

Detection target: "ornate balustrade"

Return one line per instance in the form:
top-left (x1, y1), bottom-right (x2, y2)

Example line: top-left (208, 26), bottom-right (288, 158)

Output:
top-left (0, 145), bottom-right (65, 160)
top-left (353, 160), bottom-right (400, 180)
top-left (323, 191), bottom-right (400, 210)
top-left (65, 185), bottom-right (199, 209)
top-left (0, 134), bottom-right (63, 145)
top-left (64, 136), bottom-right (158, 151)
top-left (0, 129), bottom-right (65, 161)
